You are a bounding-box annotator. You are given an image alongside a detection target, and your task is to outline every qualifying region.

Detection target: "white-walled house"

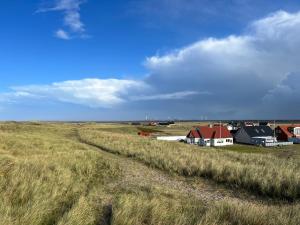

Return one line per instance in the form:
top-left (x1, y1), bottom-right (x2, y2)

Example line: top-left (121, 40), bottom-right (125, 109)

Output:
top-left (186, 126), bottom-right (233, 147)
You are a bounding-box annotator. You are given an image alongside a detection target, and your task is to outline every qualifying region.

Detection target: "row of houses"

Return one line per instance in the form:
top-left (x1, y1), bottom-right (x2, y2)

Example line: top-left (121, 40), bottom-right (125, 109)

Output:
top-left (186, 123), bottom-right (300, 147)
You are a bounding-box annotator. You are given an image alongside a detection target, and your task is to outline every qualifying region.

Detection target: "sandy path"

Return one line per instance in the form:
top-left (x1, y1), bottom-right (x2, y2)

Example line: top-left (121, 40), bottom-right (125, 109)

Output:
top-left (79, 139), bottom-right (273, 205)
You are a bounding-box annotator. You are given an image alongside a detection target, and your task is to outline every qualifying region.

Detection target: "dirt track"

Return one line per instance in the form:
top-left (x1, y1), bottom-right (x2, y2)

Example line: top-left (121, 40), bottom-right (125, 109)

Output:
top-left (79, 138), bottom-right (283, 206)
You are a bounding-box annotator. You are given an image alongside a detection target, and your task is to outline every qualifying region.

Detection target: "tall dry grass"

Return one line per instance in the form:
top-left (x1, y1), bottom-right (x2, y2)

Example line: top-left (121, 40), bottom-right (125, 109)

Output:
top-left (1, 123), bottom-right (300, 225)
top-left (112, 187), bottom-right (300, 225)
top-left (0, 123), bottom-right (119, 225)
top-left (78, 129), bottom-right (300, 200)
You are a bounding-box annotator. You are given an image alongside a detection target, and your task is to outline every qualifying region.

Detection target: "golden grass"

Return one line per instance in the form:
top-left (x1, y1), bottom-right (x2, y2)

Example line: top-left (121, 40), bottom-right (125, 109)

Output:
top-left (79, 128), bottom-right (300, 200)
top-left (1, 122), bottom-right (300, 225)
top-left (0, 123), bottom-right (119, 225)
top-left (112, 187), bottom-right (300, 225)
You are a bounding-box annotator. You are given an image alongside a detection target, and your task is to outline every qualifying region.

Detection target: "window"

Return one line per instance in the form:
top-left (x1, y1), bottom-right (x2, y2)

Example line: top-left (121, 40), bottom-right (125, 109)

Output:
top-left (294, 128), bottom-right (300, 136)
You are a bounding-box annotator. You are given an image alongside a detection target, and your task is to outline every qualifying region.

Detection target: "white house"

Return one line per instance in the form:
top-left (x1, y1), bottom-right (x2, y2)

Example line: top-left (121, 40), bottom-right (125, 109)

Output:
top-left (186, 126), bottom-right (233, 147)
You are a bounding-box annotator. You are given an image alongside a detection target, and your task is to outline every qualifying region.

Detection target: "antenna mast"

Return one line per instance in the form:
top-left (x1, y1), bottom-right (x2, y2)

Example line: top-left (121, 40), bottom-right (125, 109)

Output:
top-left (220, 121), bottom-right (221, 139)
top-left (274, 120), bottom-right (276, 138)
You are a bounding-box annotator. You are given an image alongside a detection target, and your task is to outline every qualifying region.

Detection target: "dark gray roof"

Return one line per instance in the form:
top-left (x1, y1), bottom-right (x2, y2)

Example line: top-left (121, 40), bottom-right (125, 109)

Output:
top-left (242, 126), bottom-right (273, 137)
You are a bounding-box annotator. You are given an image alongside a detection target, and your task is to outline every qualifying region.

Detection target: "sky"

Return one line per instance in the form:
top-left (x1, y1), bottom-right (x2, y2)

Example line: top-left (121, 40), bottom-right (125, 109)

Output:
top-left (1, 0), bottom-right (300, 120)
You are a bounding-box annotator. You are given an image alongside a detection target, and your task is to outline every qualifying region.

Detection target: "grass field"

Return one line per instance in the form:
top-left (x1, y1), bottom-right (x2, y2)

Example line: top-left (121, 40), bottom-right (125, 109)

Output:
top-left (0, 122), bottom-right (300, 225)
top-left (78, 127), bottom-right (300, 200)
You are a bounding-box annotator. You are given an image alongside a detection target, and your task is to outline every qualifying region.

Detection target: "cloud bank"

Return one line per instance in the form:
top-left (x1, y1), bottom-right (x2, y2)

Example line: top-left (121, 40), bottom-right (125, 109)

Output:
top-left (8, 79), bottom-right (147, 108)
top-left (3, 10), bottom-right (300, 119)
top-left (143, 10), bottom-right (300, 118)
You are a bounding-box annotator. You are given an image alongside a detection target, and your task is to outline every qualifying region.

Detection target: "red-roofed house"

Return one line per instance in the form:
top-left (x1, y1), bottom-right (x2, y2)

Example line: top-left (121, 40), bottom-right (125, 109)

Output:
top-left (186, 126), bottom-right (233, 146)
top-left (186, 129), bottom-right (201, 144)
top-left (276, 125), bottom-right (300, 144)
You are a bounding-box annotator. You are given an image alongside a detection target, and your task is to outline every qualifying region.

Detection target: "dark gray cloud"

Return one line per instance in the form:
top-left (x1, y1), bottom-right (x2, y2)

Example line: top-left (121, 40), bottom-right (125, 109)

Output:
top-left (140, 10), bottom-right (300, 119)
top-left (263, 73), bottom-right (300, 118)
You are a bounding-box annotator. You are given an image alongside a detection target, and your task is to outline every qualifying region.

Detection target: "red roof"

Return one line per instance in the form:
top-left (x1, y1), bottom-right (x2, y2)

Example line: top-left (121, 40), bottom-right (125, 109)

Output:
top-left (211, 126), bottom-right (232, 139)
top-left (277, 125), bottom-right (300, 138)
top-left (187, 126), bottom-right (232, 139)
top-left (187, 129), bottom-right (201, 138)
top-left (277, 126), bottom-right (293, 138)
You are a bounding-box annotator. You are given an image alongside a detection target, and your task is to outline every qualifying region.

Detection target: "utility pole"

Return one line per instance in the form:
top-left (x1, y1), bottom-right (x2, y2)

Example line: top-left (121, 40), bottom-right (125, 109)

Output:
top-left (220, 121), bottom-right (221, 139)
top-left (274, 120), bottom-right (276, 139)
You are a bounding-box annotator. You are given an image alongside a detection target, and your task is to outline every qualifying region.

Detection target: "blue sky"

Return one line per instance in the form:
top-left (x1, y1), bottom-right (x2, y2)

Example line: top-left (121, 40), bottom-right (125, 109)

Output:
top-left (1, 0), bottom-right (300, 120)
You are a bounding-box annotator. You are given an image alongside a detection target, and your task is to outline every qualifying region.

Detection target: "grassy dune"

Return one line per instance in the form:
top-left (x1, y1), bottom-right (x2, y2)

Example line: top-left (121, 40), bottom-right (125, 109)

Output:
top-left (113, 189), bottom-right (300, 225)
top-left (0, 123), bottom-right (119, 225)
top-left (1, 122), bottom-right (300, 225)
top-left (78, 128), bottom-right (300, 200)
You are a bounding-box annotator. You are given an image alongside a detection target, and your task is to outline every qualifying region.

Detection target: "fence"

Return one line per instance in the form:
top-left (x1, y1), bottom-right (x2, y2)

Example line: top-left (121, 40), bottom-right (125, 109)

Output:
top-left (265, 142), bottom-right (293, 147)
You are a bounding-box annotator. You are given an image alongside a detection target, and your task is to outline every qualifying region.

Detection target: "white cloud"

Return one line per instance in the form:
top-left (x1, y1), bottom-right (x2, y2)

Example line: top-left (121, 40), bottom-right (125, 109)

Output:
top-left (1, 79), bottom-right (199, 109)
top-left (251, 10), bottom-right (300, 40)
top-left (38, 0), bottom-right (87, 39)
top-left (0, 92), bottom-right (38, 103)
top-left (55, 29), bottom-right (71, 40)
top-left (9, 78), bottom-right (147, 108)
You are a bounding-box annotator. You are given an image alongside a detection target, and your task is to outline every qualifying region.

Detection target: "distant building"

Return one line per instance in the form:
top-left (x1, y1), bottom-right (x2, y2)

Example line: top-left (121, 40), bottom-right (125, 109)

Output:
top-left (276, 125), bottom-right (300, 144)
top-left (186, 126), bottom-right (233, 147)
top-left (227, 122), bottom-right (239, 131)
top-left (234, 125), bottom-right (277, 146)
top-left (158, 121), bottom-right (175, 126)
top-left (259, 121), bottom-right (269, 126)
top-left (242, 122), bottom-right (255, 127)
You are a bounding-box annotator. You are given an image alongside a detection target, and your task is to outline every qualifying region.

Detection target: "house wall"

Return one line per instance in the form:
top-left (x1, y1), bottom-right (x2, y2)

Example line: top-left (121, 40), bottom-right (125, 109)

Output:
top-left (275, 127), bottom-right (289, 141)
top-left (212, 138), bottom-right (233, 146)
top-left (235, 128), bottom-right (251, 144)
top-left (288, 137), bottom-right (300, 144)
top-left (198, 138), bottom-right (233, 146)
top-left (294, 127), bottom-right (300, 136)
top-left (251, 137), bottom-right (277, 146)
top-left (199, 138), bottom-right (211, 146)
top-left (187, 138), bottom-right (200, 144)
